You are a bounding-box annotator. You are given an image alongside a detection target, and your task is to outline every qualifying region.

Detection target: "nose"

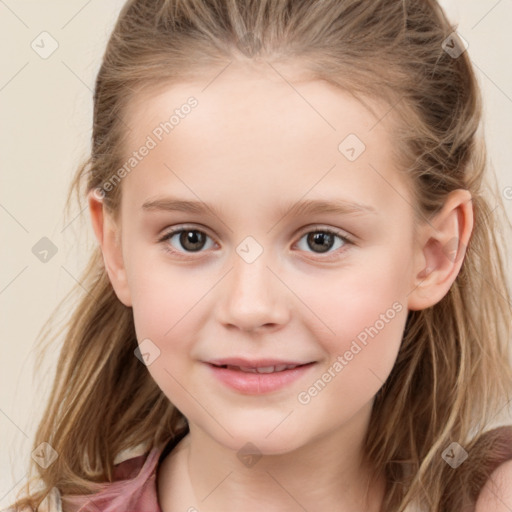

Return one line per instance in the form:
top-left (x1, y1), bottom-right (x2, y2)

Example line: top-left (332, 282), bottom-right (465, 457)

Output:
top-left (217, 249), bottom-right (290, 333)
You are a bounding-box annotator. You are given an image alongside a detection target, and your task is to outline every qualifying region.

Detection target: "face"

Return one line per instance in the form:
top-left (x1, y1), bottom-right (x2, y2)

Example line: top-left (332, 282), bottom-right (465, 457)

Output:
top-left (102, 62), bottom-right (421, 455)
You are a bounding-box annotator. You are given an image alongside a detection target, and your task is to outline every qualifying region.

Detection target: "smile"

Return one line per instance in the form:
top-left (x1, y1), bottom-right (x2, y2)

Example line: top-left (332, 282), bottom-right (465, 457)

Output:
top-left (212, 363), bottom-right (304, 373)
top-left (205, 362), bottom-right (316, 394)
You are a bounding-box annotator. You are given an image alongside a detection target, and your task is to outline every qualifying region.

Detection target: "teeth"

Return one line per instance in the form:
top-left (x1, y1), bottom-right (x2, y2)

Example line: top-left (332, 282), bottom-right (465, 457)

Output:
top-left (224, 364), bottom-right (301, 373)
top-left (256, 366), bottom-right (276, 373)
top-left (232, 365), bottom-right (258, 373)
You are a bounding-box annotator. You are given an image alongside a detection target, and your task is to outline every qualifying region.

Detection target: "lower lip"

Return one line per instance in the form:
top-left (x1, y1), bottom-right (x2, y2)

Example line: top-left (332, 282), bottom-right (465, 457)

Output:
top-left (204, 362), bottom-right (316, 394)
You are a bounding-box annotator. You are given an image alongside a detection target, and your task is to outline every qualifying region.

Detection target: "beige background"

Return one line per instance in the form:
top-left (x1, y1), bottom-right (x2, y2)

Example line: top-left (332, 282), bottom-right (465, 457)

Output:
top-left (1, 0), bottom-right (512, 506)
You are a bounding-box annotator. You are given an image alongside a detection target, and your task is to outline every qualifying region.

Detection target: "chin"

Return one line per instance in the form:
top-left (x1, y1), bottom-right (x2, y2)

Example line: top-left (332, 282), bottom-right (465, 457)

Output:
top-left (205, 422), bottom-right (308, 456)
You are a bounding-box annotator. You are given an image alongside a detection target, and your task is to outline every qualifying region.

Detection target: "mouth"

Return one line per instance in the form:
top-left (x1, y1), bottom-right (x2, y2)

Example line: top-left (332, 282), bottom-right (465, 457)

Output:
top-left (204, 360), bottom-right (317, 394)
top-left (208, 362), bottom-right (314, 373)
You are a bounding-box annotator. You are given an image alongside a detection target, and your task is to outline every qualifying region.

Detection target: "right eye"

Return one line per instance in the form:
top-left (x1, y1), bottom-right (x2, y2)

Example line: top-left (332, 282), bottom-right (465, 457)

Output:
top-left (158, 226), bottom-right (216, 256)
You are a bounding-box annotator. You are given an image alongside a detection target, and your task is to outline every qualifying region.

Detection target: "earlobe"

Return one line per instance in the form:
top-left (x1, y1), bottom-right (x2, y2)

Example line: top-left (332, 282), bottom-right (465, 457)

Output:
top-left (87, 189), bottom-right (132, 307)
top-left (407, 189), bottom-right (473, 311)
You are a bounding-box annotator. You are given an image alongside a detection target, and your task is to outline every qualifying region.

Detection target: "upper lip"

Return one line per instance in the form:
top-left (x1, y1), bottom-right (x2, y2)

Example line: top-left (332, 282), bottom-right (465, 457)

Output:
top-left (206, 357), bottom-right (315, 368)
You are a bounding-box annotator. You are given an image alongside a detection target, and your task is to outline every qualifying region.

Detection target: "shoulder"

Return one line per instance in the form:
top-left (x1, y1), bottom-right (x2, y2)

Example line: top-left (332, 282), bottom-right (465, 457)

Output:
top-left (2, 432), bottom-right (189, 512)
top-left (475, 458), bottom-right (512, 511)
top-left (60, 444), bottom-right (165, 512)
top-left (472, 425), bottom-right (512, 511)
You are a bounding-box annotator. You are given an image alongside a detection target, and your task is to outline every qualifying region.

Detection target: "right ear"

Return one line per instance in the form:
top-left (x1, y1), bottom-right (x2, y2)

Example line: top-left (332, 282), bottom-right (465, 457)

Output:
top-left (88, 189), bottom-right (132, 307)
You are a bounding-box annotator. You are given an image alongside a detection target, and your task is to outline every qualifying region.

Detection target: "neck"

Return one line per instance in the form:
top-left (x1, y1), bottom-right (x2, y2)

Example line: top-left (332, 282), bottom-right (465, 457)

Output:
top-left (160, 402), bottom-right (385, 512)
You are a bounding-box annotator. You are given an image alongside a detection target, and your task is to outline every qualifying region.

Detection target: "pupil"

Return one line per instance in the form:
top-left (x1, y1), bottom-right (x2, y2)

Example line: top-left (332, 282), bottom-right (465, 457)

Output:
top-left (181, 230), bottom-right (205, 251)
top-left (308, 232), bottom-right (333, 253)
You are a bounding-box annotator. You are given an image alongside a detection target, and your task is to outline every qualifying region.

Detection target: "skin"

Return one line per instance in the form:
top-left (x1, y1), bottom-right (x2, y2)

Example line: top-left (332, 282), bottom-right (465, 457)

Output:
top-left (476, 459), bottom-right (512, 510)
top-left (89, 60), bottom-right (473, 511)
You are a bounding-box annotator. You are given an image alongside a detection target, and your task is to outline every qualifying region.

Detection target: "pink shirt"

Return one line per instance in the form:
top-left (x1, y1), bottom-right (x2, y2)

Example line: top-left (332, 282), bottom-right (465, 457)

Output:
top-left (60, 430), bottom-right (188, 512)
top-left (9, 425), bottom-right (512, 512)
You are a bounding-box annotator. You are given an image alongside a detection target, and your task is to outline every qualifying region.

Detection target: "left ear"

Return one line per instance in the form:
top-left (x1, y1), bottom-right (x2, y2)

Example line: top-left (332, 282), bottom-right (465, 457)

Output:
top-left (407, 188), bottom-right (474, 311)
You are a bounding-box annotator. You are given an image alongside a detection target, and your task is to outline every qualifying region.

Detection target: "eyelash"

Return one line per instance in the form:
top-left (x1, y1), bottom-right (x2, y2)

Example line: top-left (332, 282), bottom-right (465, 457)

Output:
top-left (157, 225), bottom-right (355, 261)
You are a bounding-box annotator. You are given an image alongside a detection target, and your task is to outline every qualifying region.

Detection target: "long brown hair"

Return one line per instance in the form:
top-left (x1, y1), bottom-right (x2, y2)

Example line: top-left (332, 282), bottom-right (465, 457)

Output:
top-left (7, 1), bottom-right (512, 510)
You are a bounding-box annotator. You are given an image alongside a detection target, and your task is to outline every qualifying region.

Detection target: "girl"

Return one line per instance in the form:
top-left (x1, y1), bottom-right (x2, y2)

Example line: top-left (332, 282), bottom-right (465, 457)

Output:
top-left (5, 0), bottom-right (512, 511)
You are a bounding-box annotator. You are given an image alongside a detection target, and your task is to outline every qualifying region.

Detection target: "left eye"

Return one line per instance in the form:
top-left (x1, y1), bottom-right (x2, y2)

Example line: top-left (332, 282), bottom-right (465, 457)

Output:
top-left (158, 227), bottom-right (352, 257)
top-left (295, 229), bottom-right (351, 255)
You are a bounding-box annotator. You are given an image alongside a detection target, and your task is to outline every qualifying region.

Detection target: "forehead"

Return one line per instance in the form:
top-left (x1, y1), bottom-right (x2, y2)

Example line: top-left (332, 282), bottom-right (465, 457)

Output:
top-left (119, 61), bottom-right (409, 218)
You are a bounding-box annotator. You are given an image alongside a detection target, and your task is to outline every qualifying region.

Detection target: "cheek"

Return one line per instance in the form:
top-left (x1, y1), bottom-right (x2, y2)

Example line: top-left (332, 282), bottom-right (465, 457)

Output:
top-left (127, 258), bottom-right (216, 398)
top-left (300, 254), bottom-right (408, 338)
top-left (127, 264), bottom-right (209, 411)
top-left (294, 291), bottom-right (407, 416)
top-left (295, 251), bottom-right (411, 391)
top-left (125, 240), bottom-right (207, 340)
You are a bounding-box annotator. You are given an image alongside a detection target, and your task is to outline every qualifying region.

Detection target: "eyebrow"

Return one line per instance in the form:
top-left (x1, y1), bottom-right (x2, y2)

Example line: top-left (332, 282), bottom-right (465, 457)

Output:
top-left (141, 196), bottom-right (377, 218)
